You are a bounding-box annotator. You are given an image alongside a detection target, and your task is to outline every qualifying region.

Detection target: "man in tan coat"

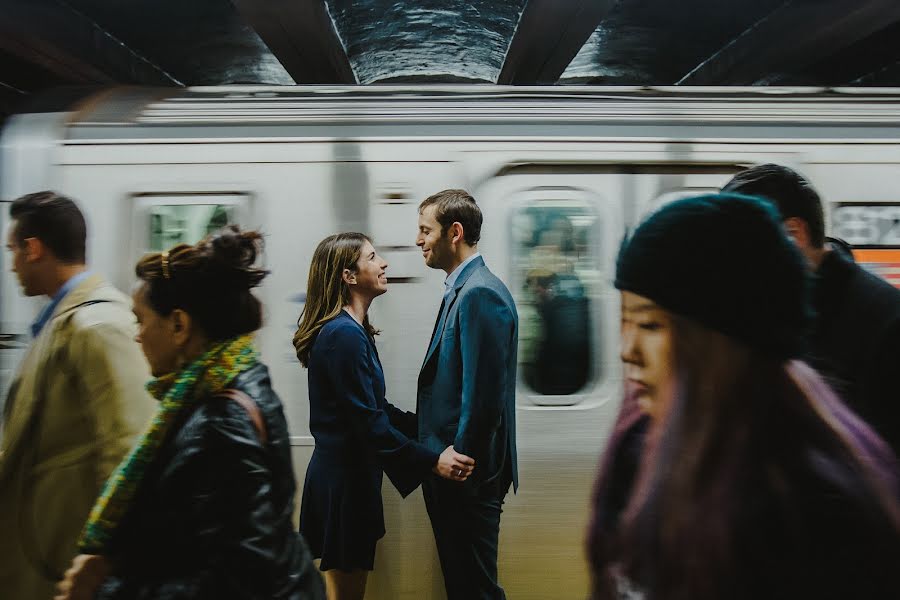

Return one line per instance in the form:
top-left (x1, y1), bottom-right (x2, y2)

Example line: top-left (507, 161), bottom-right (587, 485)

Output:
top-left (0, 191), bottom-right (154, 599)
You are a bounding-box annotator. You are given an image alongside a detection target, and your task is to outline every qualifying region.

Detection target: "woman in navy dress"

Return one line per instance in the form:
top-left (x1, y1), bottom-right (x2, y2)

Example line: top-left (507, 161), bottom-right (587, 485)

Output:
top-left (294, 232), bottom-right (475, 600)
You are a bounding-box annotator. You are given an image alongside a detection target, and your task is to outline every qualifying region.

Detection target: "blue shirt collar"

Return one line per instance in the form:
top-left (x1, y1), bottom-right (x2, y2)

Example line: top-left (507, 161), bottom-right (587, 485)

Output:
top-left (443, 252), bottom-right (481, 296)
top-left (31, 271), bottom-right (91, 338)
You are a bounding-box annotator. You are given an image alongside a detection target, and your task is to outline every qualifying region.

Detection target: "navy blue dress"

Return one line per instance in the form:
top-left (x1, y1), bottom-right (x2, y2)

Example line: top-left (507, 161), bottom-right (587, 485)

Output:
top-left (300, 311), bottom-right (439, 571)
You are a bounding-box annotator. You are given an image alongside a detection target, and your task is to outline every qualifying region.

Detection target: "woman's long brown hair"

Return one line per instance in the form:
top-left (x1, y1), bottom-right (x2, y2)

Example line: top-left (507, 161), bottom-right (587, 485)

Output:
top-left (293, 233), bottom-right (379, 367)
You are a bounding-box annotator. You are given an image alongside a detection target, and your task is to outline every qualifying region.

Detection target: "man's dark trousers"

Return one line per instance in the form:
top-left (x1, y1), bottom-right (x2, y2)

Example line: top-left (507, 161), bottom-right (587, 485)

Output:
top-left (423, 473), bottom-right (512, 600)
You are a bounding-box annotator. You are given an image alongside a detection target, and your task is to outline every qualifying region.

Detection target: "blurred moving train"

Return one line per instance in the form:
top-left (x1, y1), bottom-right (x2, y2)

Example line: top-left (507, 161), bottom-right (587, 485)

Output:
top-left (3, 86), bottom-right (900, 599)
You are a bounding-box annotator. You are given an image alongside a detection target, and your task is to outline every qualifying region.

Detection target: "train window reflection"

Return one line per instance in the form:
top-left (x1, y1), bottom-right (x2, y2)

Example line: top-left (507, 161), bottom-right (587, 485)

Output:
top-left (147, 204), bottom-right (234, 251)
top-left (513, 200), bottom-right (598, 397)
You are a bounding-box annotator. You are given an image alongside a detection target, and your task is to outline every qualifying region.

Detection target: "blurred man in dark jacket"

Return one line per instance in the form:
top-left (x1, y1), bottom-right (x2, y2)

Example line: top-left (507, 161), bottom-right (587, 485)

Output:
top-left (723, 164), bottom-right (900, 455)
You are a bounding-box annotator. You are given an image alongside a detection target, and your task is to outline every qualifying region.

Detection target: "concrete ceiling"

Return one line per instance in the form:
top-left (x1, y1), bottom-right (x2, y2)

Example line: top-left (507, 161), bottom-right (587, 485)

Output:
top-left (2, 0), bottom-right (900, 117)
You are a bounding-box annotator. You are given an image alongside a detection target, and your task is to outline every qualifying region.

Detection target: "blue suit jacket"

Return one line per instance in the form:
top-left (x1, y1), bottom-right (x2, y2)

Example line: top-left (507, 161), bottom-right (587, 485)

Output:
top-left (417, 256), bottom-right (519, 491)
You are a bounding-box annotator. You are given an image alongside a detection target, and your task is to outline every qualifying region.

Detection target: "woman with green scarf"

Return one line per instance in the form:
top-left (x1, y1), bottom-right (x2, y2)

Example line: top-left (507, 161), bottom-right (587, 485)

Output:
top-left (55, 226), bottom-right (324, 600)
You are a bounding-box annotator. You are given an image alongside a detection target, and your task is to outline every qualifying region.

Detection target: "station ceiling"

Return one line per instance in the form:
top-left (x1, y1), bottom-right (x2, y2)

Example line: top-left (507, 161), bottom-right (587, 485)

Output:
top-left (2, 0), bottom-right (900, 119)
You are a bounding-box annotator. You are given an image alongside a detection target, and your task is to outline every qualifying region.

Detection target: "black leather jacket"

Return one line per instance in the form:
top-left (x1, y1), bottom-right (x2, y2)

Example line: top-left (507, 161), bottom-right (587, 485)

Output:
top-left (96, 363), bottom-right (325, 600)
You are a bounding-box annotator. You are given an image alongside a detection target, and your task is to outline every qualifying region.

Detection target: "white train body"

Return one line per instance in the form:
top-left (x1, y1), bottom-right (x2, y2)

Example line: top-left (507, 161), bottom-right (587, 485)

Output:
top-left (3, 86), bottom-right (900, 599)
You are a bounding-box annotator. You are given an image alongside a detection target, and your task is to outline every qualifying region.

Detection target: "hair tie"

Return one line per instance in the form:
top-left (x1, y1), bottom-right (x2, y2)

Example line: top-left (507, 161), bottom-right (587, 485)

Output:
top-left (161, 251), bottom-right (171, 279)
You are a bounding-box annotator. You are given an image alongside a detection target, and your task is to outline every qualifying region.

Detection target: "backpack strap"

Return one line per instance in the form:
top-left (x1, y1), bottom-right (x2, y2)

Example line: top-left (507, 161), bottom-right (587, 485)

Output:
top-left (215, 389), bottom-right (268, 444)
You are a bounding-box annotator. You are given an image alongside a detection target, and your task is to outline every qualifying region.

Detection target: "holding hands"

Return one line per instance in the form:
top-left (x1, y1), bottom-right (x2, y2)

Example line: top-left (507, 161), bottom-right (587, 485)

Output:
top-left (54, 554), bottom-right (109, 600)
top-left (434, 445), bottom-right (475, 481)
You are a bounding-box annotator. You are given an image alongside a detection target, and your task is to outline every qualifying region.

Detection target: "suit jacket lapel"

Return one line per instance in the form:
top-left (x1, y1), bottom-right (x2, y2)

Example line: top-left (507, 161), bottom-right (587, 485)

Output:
top-left (423, 289), bottom-right (457, 367)
top-left (420, 256), bottom-right (486, 369)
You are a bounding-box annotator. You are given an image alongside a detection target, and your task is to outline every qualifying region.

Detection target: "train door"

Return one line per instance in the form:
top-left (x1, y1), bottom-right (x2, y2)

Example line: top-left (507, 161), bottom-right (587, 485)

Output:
top-left (0, 201), bottom-right (36, 414)
top-left (471, 165), bottom-right (740, 598)
top-left (628, 170), bottom-right (738, 218)
top-left (471, 171), bottom-right (624, 598)
top-left (475, 173), bottom-right (623, 408)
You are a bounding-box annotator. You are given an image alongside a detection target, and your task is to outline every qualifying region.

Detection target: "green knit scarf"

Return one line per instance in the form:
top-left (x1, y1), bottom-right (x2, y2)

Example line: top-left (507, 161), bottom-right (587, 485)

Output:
top-left (78, 333), bottom-right (259, 554)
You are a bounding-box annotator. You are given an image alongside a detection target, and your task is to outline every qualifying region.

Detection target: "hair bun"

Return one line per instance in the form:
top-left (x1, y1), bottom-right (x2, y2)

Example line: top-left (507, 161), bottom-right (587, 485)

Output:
top-left (203, 225), bottom-right (268, 289)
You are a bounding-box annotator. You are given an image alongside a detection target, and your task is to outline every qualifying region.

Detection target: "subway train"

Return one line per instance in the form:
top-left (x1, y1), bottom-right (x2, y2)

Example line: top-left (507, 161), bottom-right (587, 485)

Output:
top-left (2, 86), bottom-right (900, 599)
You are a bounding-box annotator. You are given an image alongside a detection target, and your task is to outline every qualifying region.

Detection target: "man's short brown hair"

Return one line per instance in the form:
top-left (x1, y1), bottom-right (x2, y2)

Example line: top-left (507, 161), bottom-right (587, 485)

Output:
top-left (10, 191), bottom-right (87, 263)
top-left (419, 189), bottom-right (482, 245)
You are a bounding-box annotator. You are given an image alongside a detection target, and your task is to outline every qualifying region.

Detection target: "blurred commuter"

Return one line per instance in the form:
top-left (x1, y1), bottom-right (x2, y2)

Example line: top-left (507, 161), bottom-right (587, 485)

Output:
top-left (416, 190), bottom-right (519, 600)
top-left (0, 191), bottom-right (154, 600)
top-left (723, 164), bottom-right (900, 453)
top-left (55, 226), bottom-right (324, 600)
top-left (520, 213), bottom-right (592, 395)
top-left (588, 194), bottom-right (900, 600)
top-left (525, 268), bottom-right (590, 395)
top-left (294, 232), bottom-right (473, 600)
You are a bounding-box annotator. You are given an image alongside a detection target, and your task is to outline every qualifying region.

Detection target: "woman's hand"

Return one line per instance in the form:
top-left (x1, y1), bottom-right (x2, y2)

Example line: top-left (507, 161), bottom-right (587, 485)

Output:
top-left (433, 446), bottom-right (475, 481)
top-left (54, 554), bottom-right (110, 600)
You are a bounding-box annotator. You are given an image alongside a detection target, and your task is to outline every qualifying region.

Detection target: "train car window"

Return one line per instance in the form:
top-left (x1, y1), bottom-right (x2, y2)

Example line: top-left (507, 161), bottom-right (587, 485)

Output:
top-left (148, 205), bottom-right (234, 251)
top-left (831, 204), bottom-right (900, 247)
top-left (832, 203), bottom-right (900, 289)
top-left (131, 194), bottom-right (250, 257)
top-left (513, 199), bottom-right (599, 399)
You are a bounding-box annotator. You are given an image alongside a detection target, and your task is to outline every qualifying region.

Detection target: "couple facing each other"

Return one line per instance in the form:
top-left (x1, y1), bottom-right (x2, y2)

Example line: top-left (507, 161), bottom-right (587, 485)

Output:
top-left (295, 189), bottom-right (519, 600)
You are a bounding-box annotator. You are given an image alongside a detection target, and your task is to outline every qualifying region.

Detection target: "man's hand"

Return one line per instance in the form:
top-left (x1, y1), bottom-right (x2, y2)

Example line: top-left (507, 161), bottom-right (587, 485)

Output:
top-left (54, 554), bottom-right (109, 600)
top-left (433, 445), bottom-right (475, 481)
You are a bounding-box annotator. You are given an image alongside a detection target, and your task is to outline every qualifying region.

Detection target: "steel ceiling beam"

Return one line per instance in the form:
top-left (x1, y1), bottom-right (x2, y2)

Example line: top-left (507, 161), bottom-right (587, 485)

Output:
top-left (0, 0), bottom-right (181, 86)
top-left (0, 80), bottom-right (26, 118)
top-left (677, 0), bottom-right (900, 85)
top-left (231, 0), bottom-right (356, 84)
top-left (498, 0), bottom-right (615, 85)
top-left (850, 60), bottom-right (900, 85)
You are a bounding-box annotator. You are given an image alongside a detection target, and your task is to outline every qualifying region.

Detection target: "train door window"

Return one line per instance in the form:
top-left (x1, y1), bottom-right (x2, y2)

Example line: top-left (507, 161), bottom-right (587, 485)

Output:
top-left (131, 194), bottom-right (250, 257)
top-left (512, 194), bottom-right (601, 404)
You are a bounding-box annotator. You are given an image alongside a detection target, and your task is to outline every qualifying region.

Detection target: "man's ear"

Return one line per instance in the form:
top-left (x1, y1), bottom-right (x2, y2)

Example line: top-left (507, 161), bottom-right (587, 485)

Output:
top-left (448, 222), bottom-right (465, 245)
top-left (342, 268), bottom-right (357, 285)
top-left (22, 237), bottom-right (45, 263)
top-left (783, 217), bottom-right (812, 250)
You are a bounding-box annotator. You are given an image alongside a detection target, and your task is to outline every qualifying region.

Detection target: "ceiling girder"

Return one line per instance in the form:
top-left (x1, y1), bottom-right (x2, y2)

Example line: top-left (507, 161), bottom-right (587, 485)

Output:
top-left (498, 0), bottom-right (615, 85)
top-left (231, 0), bottom-right (356, 84)
top-left (677, 0), bottom-right (900, 85)
top-left (0, 0), bottom-right (180, 86)
top-left (850, 59), bottom-right (900, 85)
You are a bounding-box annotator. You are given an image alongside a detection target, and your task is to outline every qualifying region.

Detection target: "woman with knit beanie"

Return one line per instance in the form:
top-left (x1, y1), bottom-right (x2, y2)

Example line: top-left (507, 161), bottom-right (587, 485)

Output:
top-left (55, 226), bottom-right (324, 600)
top-left (587, 194), bottom-right (900, 600)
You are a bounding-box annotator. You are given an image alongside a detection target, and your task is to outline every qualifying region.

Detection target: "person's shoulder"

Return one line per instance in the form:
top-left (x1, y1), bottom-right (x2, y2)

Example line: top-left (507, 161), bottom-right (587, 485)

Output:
top-left (320, 312), bottom-right (364, 335)
top-left (230, 363), bottom-right (275, 402)
top-left (184, 391), bottom-right (265, 449)
top-left (843, 258), bottom-right (900, 316)
top-left (318, 313), bottom-right (369, 349)
top-left (463, 261), bottom-right (508, 292)
top-left (68, 281), bottom-right (134, 331)
top-left (463, 265), bottom-right (516, 309)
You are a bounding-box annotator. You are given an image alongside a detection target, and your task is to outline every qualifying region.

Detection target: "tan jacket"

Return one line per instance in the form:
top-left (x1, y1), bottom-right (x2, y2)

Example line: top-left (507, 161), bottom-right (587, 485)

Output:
top-left (0, 274), bottom-right (155, 600)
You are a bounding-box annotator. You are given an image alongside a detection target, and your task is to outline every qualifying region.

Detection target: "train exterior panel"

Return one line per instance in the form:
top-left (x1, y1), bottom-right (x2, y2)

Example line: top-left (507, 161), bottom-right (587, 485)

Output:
top-left (3, 86), bottom-right (900, 599)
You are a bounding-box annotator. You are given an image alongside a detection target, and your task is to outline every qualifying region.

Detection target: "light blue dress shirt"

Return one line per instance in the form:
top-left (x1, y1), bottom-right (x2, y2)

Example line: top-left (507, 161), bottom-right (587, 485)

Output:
top-left (443, 252), bottom-right (481, 298)
top-left (31, 271), bottom-right (91, 338)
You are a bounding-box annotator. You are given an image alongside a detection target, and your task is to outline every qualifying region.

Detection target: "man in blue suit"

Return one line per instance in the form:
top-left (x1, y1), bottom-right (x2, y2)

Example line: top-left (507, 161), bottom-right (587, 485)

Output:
top-left (415, 189), bottom-right (518, 600)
